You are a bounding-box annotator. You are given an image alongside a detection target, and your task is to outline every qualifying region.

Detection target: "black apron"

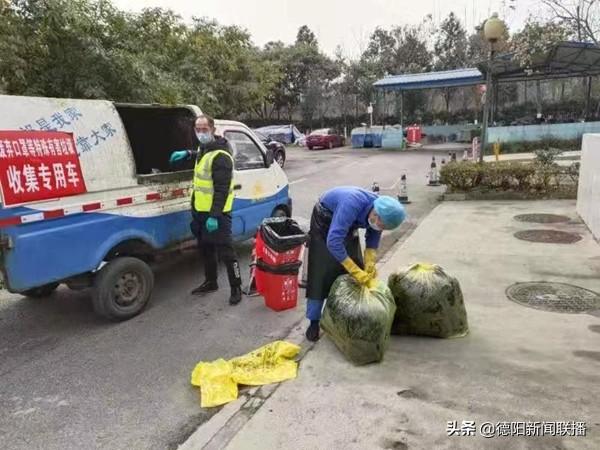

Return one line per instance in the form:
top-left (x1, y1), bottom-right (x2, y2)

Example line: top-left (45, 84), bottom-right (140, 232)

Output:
top-left (306, 202), bottom-right (363, 300)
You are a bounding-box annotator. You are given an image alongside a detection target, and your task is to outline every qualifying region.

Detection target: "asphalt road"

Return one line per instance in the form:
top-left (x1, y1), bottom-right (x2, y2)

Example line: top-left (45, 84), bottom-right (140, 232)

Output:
top-left (0, 146), bottom-right (445, 450)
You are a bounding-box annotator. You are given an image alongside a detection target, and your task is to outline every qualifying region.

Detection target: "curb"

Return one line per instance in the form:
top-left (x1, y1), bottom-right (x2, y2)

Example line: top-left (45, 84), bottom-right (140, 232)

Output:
top-left (439, 192), bottom-right (577, 201)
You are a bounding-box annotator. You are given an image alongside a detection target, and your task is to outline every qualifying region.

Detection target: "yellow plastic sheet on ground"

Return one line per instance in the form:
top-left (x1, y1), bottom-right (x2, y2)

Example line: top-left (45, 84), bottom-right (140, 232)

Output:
top-left (190, 341), bottom-right (300, 408)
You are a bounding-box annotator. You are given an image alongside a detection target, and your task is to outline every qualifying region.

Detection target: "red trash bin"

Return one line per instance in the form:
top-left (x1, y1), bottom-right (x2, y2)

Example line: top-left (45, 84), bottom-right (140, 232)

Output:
top-left (256, 259), bottom-right (302, 311)
top-left (255, 229), bottom-right (303, 265)
top-left (407, 125), bottom-right (422, 143)
top-left (254, 229), bottom-right (302, 294)
top-left (252, 218), bottom-right (307, 311)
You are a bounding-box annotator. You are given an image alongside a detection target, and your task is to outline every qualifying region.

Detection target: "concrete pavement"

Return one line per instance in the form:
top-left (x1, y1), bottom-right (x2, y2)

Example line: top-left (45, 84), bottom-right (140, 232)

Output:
top-left (197, 200), bottom-right (600, 450)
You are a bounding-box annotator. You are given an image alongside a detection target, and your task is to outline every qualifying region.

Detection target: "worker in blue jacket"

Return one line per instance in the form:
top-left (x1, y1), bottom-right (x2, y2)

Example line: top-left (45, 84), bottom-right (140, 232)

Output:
top-left (305, 186), bottom-right (406, 342)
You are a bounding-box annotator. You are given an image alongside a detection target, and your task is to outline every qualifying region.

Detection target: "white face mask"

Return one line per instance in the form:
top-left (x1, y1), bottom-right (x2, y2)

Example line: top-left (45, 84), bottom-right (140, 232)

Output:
top-left (196, 131), bottom-right (213, 144)
top-left (369, 216), bottom-right (383, 231)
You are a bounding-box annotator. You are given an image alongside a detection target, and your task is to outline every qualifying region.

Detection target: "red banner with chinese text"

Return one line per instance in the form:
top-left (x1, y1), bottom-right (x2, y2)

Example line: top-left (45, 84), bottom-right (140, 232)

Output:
top-left (0, 131), bottom-right (87, 207)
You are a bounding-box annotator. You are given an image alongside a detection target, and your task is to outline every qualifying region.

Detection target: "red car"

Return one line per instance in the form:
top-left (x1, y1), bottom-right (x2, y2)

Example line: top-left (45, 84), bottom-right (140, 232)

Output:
top-left (306, 128), bottom-right (345, 150)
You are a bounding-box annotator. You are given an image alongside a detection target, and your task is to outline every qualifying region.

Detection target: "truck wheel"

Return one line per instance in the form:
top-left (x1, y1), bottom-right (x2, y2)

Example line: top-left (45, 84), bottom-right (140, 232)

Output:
top-left (23, 282), bottom-right (60, 298)
top-left (92, 257), bottom-right (154, 321)
top-left (275, 151), bottom-right (285, 168)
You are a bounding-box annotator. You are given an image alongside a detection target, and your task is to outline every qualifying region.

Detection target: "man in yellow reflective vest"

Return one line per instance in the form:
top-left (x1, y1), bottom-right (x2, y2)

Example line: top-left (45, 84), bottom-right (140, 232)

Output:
top-left (170, 115), bottom-right (242, 305)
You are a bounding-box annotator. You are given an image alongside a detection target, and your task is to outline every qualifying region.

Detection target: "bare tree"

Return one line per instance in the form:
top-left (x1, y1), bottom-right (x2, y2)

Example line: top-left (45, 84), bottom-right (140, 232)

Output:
top-left (542, 0), bottom-right (599, 45)
top-left (542, 1), bottom-right (599, 118)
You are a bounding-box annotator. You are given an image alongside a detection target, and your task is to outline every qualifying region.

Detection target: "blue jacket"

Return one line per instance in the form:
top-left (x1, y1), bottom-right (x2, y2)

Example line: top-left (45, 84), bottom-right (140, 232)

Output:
top-left (320, 187), bottom-right (381, 263)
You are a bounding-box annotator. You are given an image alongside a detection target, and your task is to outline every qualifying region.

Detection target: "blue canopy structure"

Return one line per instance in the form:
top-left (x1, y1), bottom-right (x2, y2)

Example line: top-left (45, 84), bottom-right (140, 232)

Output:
top-left (373, 42), bottom-right (600, 93)
top-left (373, 68), bottom-right (483, 91)
top-left (372, 68), bottom-right (484, 129)
top-left (372, 41), bottom-right (600, 130)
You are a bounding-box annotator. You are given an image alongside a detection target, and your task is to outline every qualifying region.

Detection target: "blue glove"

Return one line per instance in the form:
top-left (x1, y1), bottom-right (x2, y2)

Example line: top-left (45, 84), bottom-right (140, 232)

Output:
top-left (206, 217), bottom-right (219, 233)
top-left (169, 150), bottom-right (189, 164)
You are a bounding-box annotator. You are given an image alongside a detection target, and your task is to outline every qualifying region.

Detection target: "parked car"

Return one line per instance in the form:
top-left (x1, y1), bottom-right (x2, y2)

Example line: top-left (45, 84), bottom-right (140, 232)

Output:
top-left (306, 128), bottom-right (345, 150)
top-left (0, 95), bottom-right (292, 321)
top-left (254, 130), bottom-right (286, 168)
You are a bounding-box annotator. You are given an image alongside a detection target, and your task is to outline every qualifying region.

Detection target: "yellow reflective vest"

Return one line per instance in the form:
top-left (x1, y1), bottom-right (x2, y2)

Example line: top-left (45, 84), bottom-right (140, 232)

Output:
top-left (193, 149), bottom-right (234, 213)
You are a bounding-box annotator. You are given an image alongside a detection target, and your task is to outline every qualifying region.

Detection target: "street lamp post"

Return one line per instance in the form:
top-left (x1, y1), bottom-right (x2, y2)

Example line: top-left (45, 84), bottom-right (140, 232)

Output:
top-left (479, 13), bottom-right (506, 164)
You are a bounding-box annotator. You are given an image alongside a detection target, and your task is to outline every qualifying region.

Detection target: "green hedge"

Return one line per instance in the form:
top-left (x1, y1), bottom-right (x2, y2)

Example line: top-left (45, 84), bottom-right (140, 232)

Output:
top-left (485, 138), bottom-right (580, 154)
top-left (439, 160), bottom-right (580, 193)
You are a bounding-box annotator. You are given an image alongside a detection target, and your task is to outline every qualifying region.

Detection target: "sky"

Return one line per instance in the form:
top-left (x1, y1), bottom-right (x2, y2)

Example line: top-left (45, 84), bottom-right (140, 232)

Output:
top-left (112, 0), bottom-right (546, 58)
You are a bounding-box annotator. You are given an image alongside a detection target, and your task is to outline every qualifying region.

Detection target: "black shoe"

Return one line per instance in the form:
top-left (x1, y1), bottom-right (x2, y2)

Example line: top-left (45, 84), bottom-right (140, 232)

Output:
top-left (229, 286), bottom-right (242, 305)
top-left (306, 321), bottom-right (320, 342)
top-left (191, 280), bottom-right (218, 296)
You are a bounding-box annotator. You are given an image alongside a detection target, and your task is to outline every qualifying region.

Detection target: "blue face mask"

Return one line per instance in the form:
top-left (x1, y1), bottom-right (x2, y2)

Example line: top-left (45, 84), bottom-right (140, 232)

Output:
top-left (196, 132), bottom-right (213, 144)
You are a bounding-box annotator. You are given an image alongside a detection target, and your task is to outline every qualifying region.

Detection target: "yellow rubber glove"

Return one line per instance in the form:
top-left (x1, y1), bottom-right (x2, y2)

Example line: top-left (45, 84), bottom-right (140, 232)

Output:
top-left (364, 248), bottom-right (377, 279)
top-left (341, 257), bottom-right (372, 285)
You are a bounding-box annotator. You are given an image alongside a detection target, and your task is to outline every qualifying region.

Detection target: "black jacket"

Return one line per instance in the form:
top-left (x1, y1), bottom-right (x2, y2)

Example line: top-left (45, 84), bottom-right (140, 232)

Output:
top-left (190, 136), bottom-right (233, 216)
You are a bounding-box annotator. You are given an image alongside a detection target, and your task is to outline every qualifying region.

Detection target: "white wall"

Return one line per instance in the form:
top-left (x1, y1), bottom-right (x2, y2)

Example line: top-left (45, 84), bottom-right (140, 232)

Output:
top-left (577, 134), bottom-right (600, 241)
top-left (489, 121), bottom-right (600, 143)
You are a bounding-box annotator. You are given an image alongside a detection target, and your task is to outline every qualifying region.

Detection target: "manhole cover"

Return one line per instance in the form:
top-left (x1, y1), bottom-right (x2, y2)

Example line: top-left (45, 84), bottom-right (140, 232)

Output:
top-left (514, 229), bottom-right (581, 244)
top-left (506, 282), bottom-right (600, 314)
top-left (514, 214), bottom-right (570, 224)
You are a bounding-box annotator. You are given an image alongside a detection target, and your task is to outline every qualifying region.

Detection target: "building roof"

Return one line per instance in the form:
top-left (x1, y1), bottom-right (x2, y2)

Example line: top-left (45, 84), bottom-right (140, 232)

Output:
top-left (481, 41), bottom-right (600, 82)
top-left (374, 42), bottom-right (600, 91)
top-left (373, 68), bottom-right (483, 91)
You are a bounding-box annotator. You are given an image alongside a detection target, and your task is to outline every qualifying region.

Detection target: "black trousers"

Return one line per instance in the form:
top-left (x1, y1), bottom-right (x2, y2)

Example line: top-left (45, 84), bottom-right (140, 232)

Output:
top-left (191, 211), bottom-right (241, 288)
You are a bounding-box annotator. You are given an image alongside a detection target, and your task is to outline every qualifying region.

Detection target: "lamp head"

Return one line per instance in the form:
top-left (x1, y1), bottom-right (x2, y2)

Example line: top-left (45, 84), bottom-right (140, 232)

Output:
top-left (484, 13), bottom-right (505, 43)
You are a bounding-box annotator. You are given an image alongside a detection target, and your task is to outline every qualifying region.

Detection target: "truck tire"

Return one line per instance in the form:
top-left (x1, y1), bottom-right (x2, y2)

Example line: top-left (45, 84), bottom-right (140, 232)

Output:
top-left (23, 282), bottom-right (60, 299)
top-left (92, 257), bottom-right (154, 321)
top-left (275, 151), bottom-right (285, 168)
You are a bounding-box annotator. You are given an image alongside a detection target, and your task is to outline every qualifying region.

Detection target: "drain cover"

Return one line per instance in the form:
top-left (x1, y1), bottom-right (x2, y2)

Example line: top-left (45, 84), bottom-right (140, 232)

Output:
top-left (506, 282), bottom-right (600, 314)
top-left (514, 214), bottom-right (570, 224)
top-left (514, 229), bottom-right (581, 244)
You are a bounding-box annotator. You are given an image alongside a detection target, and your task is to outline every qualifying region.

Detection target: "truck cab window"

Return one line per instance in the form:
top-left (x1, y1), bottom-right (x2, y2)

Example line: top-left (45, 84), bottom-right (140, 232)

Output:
top-left (225, 131), bottom-right (265, 170)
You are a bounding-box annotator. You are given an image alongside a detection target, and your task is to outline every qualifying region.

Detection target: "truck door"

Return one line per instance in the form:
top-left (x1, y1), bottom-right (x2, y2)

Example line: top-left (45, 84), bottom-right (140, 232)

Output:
top-left (223, 129), bottom-right (278, 238)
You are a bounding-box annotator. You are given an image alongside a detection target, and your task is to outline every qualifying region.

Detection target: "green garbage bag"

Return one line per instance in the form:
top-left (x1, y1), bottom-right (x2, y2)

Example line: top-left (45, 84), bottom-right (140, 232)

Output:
top-left (321, 275), bottom-right (396, 365)
top-left (388, 263), bottom-right (469, 338)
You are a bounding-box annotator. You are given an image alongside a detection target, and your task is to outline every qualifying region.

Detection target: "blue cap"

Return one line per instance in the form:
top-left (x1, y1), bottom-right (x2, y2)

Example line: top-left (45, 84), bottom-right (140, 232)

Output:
top-left (374, 196), bottom-right (406, 229)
